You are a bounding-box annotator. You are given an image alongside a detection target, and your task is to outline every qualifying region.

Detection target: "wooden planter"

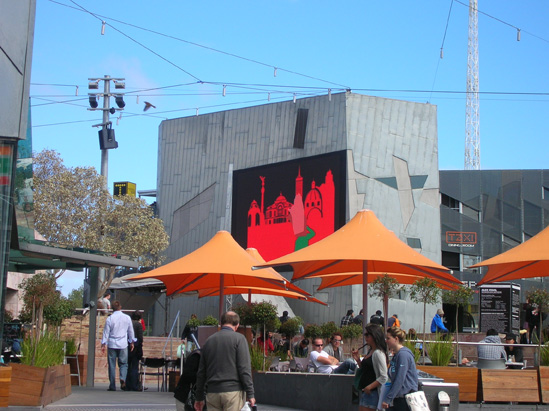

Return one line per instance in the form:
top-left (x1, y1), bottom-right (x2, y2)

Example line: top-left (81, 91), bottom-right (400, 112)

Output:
top-left (480, 369), bottom-right (539, 403)
top-left (540, 366), bottom-right (549, 403)
top-left (66, 354), bottom-right (88, 385)
top-left (0, 366), bottom-right (11, 408)
top-left (9, 363), bottom-right (71, 407)
top-left (417, 365), bottom-right (479, 402)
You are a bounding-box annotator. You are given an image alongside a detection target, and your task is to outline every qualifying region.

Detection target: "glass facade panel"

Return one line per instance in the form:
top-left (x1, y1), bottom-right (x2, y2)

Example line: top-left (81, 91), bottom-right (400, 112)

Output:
top-left (523, 201), bottom-right (542, 236)
top-left (522, 171), bottom-right (542, 204)
top-left (483, 227), bottom-right (502, 258)
top-left (502, 171), bottom-right (522, 207)
top-left (502, 202), bottom-right (521, 241)
top-left (482, 194), bottom-right (502, 231)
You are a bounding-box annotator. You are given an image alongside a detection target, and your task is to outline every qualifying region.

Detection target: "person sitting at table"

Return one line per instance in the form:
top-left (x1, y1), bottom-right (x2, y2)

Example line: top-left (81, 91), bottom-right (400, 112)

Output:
top-left (323, 332), bottom-right (345, 361)
top-left (309, 337), bottom-right (357, 374)
top-left (290, 338), bottom-right (309, 358)
top-left (477, 329), bottom-right (506, 360)
top-left (504, 332), bottom-right (524, 363)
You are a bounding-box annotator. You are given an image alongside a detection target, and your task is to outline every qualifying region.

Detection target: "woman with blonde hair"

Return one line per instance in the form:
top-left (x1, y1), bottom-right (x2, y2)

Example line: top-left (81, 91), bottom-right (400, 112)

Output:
top-left (382, 327), bottom-right (418, 411)
top-left (351, 324), bottom-right (388, 411)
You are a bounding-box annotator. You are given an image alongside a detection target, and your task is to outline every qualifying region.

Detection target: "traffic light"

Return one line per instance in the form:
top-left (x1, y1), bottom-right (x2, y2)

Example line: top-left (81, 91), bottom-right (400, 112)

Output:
top-left (98, 126), bottom-right (118, 150)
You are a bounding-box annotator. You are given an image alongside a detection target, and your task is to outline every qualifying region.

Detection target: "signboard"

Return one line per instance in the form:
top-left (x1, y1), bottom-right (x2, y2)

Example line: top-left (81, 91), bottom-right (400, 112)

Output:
top-left (113, 181), bottom-right (136, 197)
top-left (232, 151), bottom-right (347, 261)
top-left (445, 231), bottom-right (477, 248)
top-left (479, 283), bottom-right (521, 335)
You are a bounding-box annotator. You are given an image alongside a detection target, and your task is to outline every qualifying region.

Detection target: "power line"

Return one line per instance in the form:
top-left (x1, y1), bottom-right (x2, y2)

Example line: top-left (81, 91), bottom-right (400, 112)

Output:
top-left (48, 0), bottom-right (350, 88)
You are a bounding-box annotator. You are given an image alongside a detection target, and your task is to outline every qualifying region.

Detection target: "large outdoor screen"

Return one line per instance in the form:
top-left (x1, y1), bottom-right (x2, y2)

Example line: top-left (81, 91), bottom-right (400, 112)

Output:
top-left (232, 151), bottom-right (347, 261)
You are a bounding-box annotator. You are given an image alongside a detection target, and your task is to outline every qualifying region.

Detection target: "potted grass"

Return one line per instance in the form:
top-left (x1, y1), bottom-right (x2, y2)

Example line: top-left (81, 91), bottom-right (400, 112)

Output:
top-left (10, 332), bottom-right (71, 406)
top-left (417, 334), bottom-right (480, 402)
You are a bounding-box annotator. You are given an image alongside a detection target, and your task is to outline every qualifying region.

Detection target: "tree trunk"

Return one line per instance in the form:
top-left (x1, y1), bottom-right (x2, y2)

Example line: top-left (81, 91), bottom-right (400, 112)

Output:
top-left (455, 309), bottom-right (459, 366)
top-left (383, 295), bottom-right (389, 331)
top-left (422, 302), bottom-right (427, 365)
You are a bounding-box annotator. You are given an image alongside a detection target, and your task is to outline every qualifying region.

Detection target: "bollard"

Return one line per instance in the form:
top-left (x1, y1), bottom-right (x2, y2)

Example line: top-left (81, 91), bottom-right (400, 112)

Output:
top-left (438, 391), bottom-right (450, 411)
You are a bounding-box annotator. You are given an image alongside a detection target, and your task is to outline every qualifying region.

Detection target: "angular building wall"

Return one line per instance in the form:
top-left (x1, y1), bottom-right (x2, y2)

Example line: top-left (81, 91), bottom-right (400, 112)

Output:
top-left (154, 92), bottom-right (441, 334)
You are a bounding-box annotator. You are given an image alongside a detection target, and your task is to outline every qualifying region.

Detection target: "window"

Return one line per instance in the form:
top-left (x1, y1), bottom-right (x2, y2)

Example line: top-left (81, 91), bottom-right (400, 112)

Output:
top-left (406, 237), bottom-right (422, 249)
top-left (441, 193), bottom-right (459, 210)
top-left (462, 203), bottom-right (480, 222)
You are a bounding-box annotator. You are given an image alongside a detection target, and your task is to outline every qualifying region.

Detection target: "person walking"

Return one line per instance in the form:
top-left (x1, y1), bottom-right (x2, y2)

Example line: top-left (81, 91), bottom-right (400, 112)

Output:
top-left (351, 324), bottom-right (388, 411)
top-left (101, 301), bottom-right (134, 391)
top-left (382, 327), bottom-right (418, 411)
top-left (341, 309), bottom-right (354, 327)
top-left (126, 311), bottom-right (144, 391)
top-left (194, 311), bottom-right (255, 411)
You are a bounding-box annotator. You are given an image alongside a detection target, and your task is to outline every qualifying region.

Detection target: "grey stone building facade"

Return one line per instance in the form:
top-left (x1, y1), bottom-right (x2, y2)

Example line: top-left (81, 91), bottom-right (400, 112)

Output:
top-left (152, 92), bottom-right (442, 334)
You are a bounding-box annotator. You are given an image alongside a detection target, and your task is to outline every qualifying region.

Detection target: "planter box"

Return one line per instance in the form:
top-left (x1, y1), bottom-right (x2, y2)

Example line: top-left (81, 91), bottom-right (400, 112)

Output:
top-left (0, 366), bottom-right (11, 408)
top-left (9, 363), bottom-right (71, 407)
top-left (540, 366), bottom-right (549, 403)
top-left (417, 365), bottom-right (479, 402)
top-left (66, 354), bottom-right (88, 385)
top-left (253, 371), bottom-right (357, 411)
top-left (481, 368), bottom-right (539, 403)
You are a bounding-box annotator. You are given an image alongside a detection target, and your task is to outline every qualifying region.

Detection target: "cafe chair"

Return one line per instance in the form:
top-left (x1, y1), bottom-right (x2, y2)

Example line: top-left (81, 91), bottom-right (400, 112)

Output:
top-left (477, 358), bottom-right (506, 369)
top-left (140, 357), bottom-right (166, 391)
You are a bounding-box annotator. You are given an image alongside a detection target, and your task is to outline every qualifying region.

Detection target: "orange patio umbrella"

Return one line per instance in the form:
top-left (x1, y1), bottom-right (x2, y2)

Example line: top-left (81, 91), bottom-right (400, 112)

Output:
top-left (256, 209), bottom-right (461, 326)
top-left (198, 285), bottom-right (327, 305)
top-left (129, 231), bottom-right (290, 319)
top-left (476, 225), bottom-right (549, 285)
top-left (317, 271), bottom-right (459, 291)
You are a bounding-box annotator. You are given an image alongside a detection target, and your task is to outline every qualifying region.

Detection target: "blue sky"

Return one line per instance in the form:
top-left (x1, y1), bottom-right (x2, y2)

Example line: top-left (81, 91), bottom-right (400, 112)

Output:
top-left (29, 1), bottom-right (548, 294)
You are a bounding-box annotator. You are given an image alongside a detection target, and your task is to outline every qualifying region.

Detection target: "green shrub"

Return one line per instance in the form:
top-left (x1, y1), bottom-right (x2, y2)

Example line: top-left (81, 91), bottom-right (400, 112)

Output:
top-left (341, 323), bottom-right (363, 351)
top-left (304, 323), bottom-right (322, 340)
top-left (201, 315), bottom-right (219, 326)
top-left (64, 337), bottom-right (77, 356)
top-left (541, 343), bottom-right (549, 366)
top-left (21, 332), bottom-right (65, 368)
top-left (403, 339), bottom-right (421, 364)
top-left (425, 334), bottom-right (453, 366)
top-left (320, 321), bottom-right (339, 339)
top-left (279, 317), bottom-right (303, 339)
top-left (249, 344), bottom-right (272, 371)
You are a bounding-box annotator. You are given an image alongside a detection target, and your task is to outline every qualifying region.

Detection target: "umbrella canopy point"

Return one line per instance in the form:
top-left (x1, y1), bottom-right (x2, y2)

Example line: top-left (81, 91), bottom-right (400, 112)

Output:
top-left (474, 224), bottom-right (549, 285)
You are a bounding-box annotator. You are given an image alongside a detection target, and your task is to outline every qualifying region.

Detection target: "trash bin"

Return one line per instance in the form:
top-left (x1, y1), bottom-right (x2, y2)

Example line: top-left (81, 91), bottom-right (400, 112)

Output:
top-left (419, 381), bottom-right (459, 411)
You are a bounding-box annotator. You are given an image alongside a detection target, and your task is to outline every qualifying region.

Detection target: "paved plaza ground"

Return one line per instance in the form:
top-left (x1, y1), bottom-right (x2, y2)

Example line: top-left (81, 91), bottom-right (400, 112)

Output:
top-left (5, 384), bottom-right (549, 411)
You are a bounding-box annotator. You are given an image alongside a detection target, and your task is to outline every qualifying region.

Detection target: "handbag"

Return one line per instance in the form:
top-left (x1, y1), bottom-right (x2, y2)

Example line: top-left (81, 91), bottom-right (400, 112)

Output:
top-left (353, 367), bottom-right (364, 390)
top-left (405, 391), bottom-right (430, 411)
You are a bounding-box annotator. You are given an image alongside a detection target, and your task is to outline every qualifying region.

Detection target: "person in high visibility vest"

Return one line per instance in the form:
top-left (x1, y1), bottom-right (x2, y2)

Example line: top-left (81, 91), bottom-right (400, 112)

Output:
top-left (387, 314), bottom-right (401, 328)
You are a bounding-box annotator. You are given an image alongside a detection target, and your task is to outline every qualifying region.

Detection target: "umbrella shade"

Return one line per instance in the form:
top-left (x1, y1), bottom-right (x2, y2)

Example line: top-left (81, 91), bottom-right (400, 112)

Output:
top-left (259, 210), bottom-right (459, 284)
top-left (129, 231), bottom-right (287, 295)
top-left (198, 286), bottom-right (327, 305)
top-left (475, 225), bottom-right (549, 285)
top-left (256, 210), bottom-right (460, 329)
top-left (317, 271), bottom-right (458, 291)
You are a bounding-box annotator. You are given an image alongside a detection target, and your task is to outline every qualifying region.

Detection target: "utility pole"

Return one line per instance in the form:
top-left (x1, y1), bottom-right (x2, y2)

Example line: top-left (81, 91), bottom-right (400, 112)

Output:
top-left (85, 76), bottom-right (125, 386)
top-left (88, 75), bottom-right (125, 187)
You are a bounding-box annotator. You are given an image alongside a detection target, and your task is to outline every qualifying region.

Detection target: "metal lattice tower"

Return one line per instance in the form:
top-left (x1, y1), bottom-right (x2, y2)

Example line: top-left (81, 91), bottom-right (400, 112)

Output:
top-left (465, 0), bottom-right (480, 170)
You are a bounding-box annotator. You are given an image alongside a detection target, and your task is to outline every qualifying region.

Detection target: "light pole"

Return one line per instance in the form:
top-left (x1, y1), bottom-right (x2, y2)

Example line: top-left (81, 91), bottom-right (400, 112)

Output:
top-left (85, 75), bottom-right (125, 386)
top-left (88, 75), bottom-right (125, 188)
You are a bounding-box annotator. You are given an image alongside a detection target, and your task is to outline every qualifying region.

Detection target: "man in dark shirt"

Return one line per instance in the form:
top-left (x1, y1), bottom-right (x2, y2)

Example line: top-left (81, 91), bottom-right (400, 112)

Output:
top-left (504, 332), bottom-right (524, 363)
top-left (340, 309), bottom-right (354, 327)
top-left (370, 310), bottom-right (384, 326)
top-left (194, 311), bottom-right (255, 411)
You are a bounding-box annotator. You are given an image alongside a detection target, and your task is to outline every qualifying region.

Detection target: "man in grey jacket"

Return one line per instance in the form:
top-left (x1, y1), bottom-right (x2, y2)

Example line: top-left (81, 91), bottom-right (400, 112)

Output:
top-left (194, 311), bottom-right (255, 411)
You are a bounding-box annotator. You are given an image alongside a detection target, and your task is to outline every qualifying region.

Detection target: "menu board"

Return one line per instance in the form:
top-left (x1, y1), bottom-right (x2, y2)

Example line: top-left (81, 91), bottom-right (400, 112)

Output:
top-left (479, 283), bottom-right (521, 335)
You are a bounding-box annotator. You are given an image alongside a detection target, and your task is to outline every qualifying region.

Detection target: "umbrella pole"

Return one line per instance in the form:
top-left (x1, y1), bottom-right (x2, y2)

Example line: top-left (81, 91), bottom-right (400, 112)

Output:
top-left (219, 274), bottom-right (225, 321)
top-left (248, 290), bottom-right (252, 305)
top-left (362, 260), bottom-right (368, 350)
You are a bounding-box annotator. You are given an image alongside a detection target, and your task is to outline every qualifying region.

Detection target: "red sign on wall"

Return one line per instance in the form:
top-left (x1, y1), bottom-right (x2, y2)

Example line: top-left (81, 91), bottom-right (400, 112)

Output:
top-left (446, 231), bottom-right (477, 245)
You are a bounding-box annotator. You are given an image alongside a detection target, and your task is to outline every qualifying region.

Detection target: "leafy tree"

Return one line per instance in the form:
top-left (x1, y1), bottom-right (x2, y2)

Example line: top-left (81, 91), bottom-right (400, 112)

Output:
top-left (370, 274), bottom-right (403, 330)
top-left (409, 278), bottom-right (442, 364)
top-left (201, 315), bottom-right (219, 326)
top-left (320, 321), bottom-right (339, 340)
top-left (304, 323), bottom-right (322, 340)
top-left (67, 285), bottom-right (84, 308)
top-left (526, 289), bottom-right (549, 349)
top-left (20, 273), bottom-right (58, 342)
top-left (43, 293), bottom-right (74, 327)
top-left (279, 317), bottom-right (303, 339)
top-left (341, 323), bottom-right (363, 352)
top-left (33, 149), bottom-right (169, 297)
top-left (442, 285), bottom-right (474, 365)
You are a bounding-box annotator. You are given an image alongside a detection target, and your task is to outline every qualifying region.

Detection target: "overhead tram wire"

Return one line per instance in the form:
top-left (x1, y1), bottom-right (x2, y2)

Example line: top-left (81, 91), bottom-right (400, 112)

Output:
top-left (50, 0), bottom-right (349, 89)
top-left (68, 0), bottom-right (201, 82)
top-left (429, 0), bottom-right (454, 103)
top-left (453, 0), bottom-right (549, 44)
